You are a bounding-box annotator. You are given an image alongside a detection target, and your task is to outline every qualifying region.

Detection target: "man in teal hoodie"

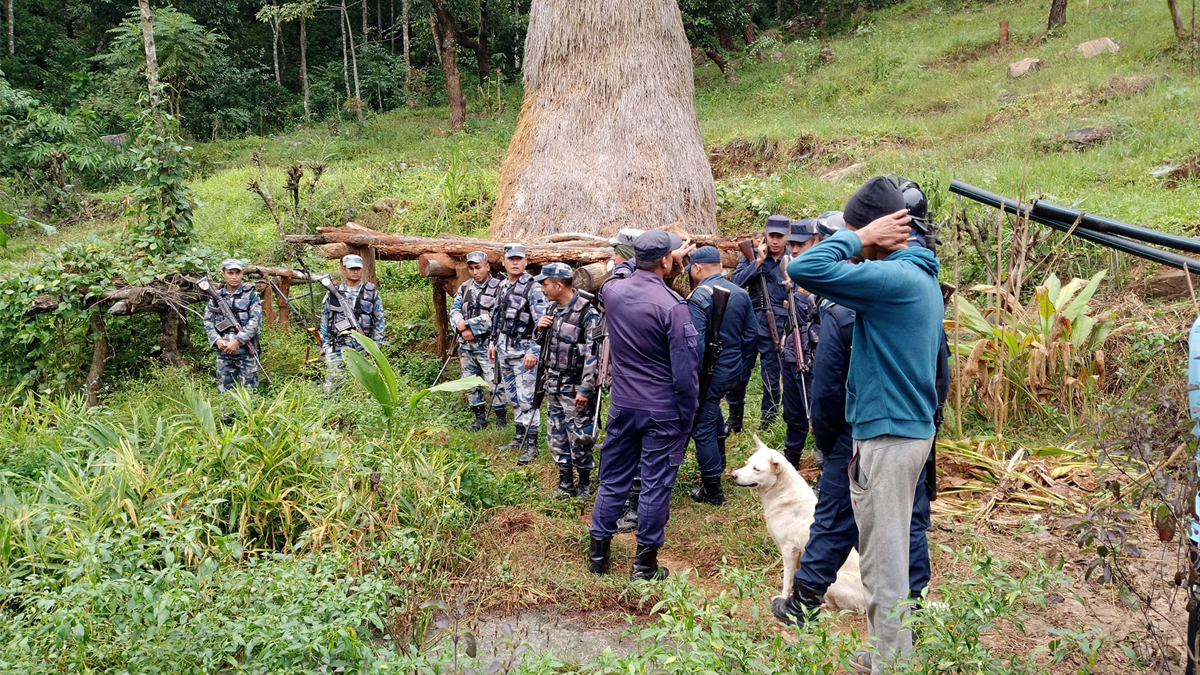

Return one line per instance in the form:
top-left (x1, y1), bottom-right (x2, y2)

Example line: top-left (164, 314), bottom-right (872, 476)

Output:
top-left (786, 176), bottom-right (943, 674)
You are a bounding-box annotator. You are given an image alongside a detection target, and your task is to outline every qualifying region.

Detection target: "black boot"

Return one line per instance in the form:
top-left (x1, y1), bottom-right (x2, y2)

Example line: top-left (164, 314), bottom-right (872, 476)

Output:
top-left (771, 580), bottom-right (825, 627)
top-left (588, 535), bottom-right (611, 575)
top-left (760, 414), bottom-right (777, 431)
top-left (908, 590), bottom-right (924, 644)
top-left (615, 478), bottom-right (640, 533)
top-left (576, 469), bottom-right (593, 500)
top-left (551, 465), bottom-right (576, 499)
top-left (690, 473), bottom-right (726, 506)
top-left (499, 424), bottom-right (524, 450)
top-left (724, 403), bottom-right (744, 436)
top-left (630, 543), bottom-right (669, 581)
top-left (783, 446), bottom-right (802, 471)
top-left (494, 406), bottom-right (507, 428)
top-left (468, 404), bottom-right (489, 431)
top-left (517, 427), bottom-right (539, 465)
top-left (717, 433), bottom-right (727, 468)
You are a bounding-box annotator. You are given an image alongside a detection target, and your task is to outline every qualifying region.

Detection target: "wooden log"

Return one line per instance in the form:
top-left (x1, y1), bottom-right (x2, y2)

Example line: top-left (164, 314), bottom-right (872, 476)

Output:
top-left (573, 262), bottom-right (611, 293)
top-left (351, 244), bottom-right (377, 285)
top-left (419, 253), bottom-right (460, 277)
top-left (287, 230), bottom-right (616, 265)
top-left (432, 277), bottom-right (450, 358)
top-left (242, 266), bottom-right (321, 282)
top-left (85, 310), bottom-right (107, 408)
top-left (158, 309), bottom-right (187, 367)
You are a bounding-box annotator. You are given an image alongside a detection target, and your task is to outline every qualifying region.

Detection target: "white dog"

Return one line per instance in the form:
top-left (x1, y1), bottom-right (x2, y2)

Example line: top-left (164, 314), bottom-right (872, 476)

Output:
top-left (731, 435), bottom-right (866, 613)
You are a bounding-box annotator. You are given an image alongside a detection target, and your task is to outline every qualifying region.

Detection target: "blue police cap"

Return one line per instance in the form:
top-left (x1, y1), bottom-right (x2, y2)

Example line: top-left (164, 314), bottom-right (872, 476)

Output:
top-left (534, 262), bottom-right (573, 281)
top-left (633, 229), bottom-right (683, 261)
top-left (683, 245), bottom-right (722, 274)
top-left (341, 254), bottom-right (364, 269)
top-left (787, 218), bottom-right (818, 244)
top-left (466, 250), bottom-right (488, 264)
top-left (221, 258), bottom-right (244, 271)
top-left (503, 243), bottom-right (527, 258)
top-left (765, 215), bottom-right (790, 235)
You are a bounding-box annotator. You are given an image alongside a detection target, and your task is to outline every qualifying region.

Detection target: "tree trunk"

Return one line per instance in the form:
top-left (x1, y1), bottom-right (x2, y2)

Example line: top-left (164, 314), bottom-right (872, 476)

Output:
top-left (340, 3), bottom-right (351, 97)
top-left (741, 17), bottom-right (756, 46)
top-left (1167, 0), bottom-right (1187, 42)
top-left (490, 0), bottom-right (718, 238)
top-left (85, 311), bottom-right (108, 408)
top-left (361, 0), bottom-right (368, 45)
top-left (402, 0), bottom-right (412, 103)
top-left (4, 0), bottom-right (13, 55)
top-left (376, 0), bottom-right (383, 42)
top-left (390, 0), bottom-right (395, 52)
top-left (271, 16), bottom-right (282, 84)
top-left (477, 0), bottom-right (491, 81)
top-left (430, 0), bottom-right (466, 132)
top-left (136, 0), bottom-right (164, 134)
top-left (1047, 0), bottom-right (1068, 31)
top-left (718, 27), bottom-right (736, 51)
top-left (158, 309), bottom-right (187, 367)
top-left (705, 46), bottom-right (738, 83)
top-left (343, 3), bottom-right (365, 130)
top-left (300, 17), bottom-right (310, 117)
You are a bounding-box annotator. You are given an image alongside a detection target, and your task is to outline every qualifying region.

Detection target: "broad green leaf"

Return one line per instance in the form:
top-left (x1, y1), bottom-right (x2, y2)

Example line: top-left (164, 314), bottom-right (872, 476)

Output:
top-left (1053, 277), bottom-right (1087, 312)
top-left (351, 333), bottom-right (398, 407)
top-left (408, 375), bottom-right (490, 407)
top-left (1068, 314), bottom-right (1096, 349)
top-left (0, 207), bottom-right (12, 225)
top-left (1042, 273), bottom-right (1061, 304)
top-left (954, 295), bottom-right (994, 335)
top-left (1062, 270), bottom-right (1106, 321)
top-left (1035, 286), bottom-right (1055, 335)
top-left (342, 349), bottom-right (393, 417)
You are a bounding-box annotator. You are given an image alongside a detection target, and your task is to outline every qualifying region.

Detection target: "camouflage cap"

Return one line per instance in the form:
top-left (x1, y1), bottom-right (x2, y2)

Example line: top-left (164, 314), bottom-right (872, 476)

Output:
top-left (221, 258), bottom-right (244, 270)
top-left (534, 262), bottom-right (573, 281)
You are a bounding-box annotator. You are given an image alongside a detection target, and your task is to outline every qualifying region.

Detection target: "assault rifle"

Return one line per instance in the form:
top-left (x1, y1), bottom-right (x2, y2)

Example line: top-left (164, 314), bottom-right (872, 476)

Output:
top-left (592, 317), bottom-right (611, 432)
top-left (318, 274), bottom-right (363, 336)
top-left (696, 285), bottom-right (731, 413)
top-left (531, 290), bottom-right (595, 411)
top-left (198, 273), bottom-right (272, 385)
top-left (784, 285), bottom-right (811, 420)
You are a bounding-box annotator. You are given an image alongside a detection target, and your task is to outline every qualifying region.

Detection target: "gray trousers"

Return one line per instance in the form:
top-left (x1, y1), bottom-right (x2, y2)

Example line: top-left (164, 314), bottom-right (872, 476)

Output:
top-left (849, 434), bottom-right (933, 672)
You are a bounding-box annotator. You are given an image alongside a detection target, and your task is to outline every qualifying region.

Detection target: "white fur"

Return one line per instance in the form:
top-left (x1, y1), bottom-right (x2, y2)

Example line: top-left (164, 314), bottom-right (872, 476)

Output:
top-left (731, 435), bottom-right (866, 613)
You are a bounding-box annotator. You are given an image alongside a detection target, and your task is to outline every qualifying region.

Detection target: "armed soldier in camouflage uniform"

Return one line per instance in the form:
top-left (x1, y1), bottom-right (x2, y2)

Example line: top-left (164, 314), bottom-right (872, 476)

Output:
top-left (450, 251), bottom-right (506, 430)
top-left (203, 259), bottom-right (263, 393)
top-left (488, 243), bottom-right (548, 464)
top-left (319, 254), bottom-right (386, 394)
top-left (534, 263), bottom-right (601, 499)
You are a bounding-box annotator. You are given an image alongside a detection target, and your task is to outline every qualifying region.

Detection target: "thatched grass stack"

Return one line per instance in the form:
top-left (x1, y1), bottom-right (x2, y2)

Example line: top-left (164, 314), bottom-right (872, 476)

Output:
top-left (490, 0), bottom-right (718, 240)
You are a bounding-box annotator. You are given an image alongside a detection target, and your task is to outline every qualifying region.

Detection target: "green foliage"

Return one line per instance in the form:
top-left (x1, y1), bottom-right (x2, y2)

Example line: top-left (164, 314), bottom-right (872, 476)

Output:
top-left (954, 271), bottom-right (1118, 429)
top-left (126, 121), bottom-right (198, 255)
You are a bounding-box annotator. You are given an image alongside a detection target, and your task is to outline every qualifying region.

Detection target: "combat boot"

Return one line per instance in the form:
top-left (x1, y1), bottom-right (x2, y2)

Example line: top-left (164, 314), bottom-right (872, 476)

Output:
top-left (717, 433), bottom-right (728, 468)
top-left (516, 428), bottom-right (539, 465)
top-left (690, 474), bottom-right (725, 506)
top-left (771, 579), bottom-right (825, 627)
top-left (615, 478), bottom-right (640, 533)
top-left (576, 469), bottom-right (593, 501)
top-left (759, 413), bottom-right (777, 431)
top-left (499, 424), bottom-right (524, 450)
top-left (724, 403), bottom-right (744, 436)
top-left (630, 543), bottom-right (669, 581)
top-left (493, 406), bottom-right (508, 428)
top-left (588, 535), bottom-right (611, 575)
top-left (468, 404), bottom-right (489, 432)
top-left (783, 446), bottom-right (802, 471)
top-left (551, 465), bottom-right (576, 499)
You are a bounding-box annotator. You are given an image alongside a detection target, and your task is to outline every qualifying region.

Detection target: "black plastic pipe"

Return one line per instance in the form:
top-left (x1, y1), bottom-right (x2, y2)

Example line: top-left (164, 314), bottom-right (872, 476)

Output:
top-left (949, 180), bottom-right (1200, 274)
top-left (1030, 199), bottom-right (1200, 256)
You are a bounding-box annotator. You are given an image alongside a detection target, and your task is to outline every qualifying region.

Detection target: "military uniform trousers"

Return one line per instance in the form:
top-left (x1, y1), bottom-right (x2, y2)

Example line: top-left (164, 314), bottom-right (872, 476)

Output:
top-left (781, 365), bottom-right (813, 462)
top-left (216, 352), bottom-right (259, 393)
top-left (590, 405), bottom-right (688, 548)
top-left (726, 316), bottom-right (785, 421)
top-left (459, 342), bottom-right (504, 410)
top-left (692, 385), bottom-right (729, 477)
top-left (497, 340), bottom-right (539, 430)
top-left (323, 336), bottom-right (362, 394)
top-left (795, 432), bottom-right (931, 597)
top-left (547, 389), bottom-right (595, 470)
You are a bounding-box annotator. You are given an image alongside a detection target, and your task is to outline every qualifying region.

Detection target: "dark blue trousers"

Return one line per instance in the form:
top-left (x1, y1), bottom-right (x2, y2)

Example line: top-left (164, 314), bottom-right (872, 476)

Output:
top-left (780, 366), bottom-right (812, 460)
top-left (725, 323), bottom-right (784, 420)
top-left (590, 405), bottom-right (688, 548)
top-left (796, 432), bottom-right (931, 595)
top-left (692, 389), bottom-right (727, 477)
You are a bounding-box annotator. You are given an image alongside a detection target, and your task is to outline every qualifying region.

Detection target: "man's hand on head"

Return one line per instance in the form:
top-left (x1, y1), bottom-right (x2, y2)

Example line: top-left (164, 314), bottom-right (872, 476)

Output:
top-left (856, 210), bottom-right (912, 251)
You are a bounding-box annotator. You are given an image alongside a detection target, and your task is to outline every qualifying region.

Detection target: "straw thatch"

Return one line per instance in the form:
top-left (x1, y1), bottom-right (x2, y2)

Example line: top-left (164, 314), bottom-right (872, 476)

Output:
top-left (490, 0), bottom-right (718, 240)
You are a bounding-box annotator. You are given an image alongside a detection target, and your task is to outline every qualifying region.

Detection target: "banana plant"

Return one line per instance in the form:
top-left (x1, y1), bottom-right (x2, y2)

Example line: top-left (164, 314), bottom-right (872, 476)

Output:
top-left (341, 333), bottom-right (488, 434)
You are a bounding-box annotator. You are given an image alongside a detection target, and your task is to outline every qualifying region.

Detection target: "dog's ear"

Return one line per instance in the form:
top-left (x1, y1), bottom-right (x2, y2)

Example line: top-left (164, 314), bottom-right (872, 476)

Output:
top-left (768, 455), bottom-right (779, 471)
top-left (752, 433), bottom-right (770, 452)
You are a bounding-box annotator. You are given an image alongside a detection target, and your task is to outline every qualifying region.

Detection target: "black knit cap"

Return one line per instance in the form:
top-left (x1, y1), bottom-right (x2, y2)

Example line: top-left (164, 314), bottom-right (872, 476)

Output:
top-left (843, 176), bottom-right (906, 229)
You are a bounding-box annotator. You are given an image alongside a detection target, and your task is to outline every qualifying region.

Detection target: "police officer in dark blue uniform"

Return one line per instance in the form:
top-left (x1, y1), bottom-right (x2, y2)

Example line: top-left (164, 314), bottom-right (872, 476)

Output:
top-left (588, 230), bottom-right (699, 581)
top-left (779, 218), bottom-right (821, 469)
top-left (598, 230), bottom-right (640, 533)
top-left (685, 246), bottom-right (757, 505)
top-left (729, 215), bottom-right (791, 432)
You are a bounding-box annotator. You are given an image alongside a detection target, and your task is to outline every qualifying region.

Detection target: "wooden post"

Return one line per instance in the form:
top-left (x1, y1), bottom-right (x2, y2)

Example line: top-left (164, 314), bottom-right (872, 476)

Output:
top-left (277, 275), bottom-right (292, 331)
top-left (351, 244), bottom-right (377, 285)
top-left (999, 20), bottom-right (1009, 46)
top-left (260, 282), bottom-right (277, 326)
top-left (85, 310), bottom-right (108, 408)
top-left (432, 277), bottom-right (450, 358)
